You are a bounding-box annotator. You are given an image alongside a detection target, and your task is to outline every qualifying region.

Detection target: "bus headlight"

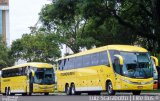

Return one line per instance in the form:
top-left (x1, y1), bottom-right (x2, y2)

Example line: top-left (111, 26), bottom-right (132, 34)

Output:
top-left (54, 85), bottom-right (57, 89)
top-left (121, 78), bottom-right (153, 85)
top-left (122, 79), bottom-right (132, 84)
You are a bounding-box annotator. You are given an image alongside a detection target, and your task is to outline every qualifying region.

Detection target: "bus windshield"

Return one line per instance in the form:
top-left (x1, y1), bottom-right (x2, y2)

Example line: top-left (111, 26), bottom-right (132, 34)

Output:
top-left (34, 68), bottom-right (55, 85)
top-left (120, 52), bottom-right (153, 79)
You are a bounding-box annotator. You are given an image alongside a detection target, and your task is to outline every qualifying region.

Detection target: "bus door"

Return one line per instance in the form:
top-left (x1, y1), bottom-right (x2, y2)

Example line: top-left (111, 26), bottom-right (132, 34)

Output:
top-left (29, 72), bottom-right (33, 93)
top-left (27, 67), bottom-right (34, 94)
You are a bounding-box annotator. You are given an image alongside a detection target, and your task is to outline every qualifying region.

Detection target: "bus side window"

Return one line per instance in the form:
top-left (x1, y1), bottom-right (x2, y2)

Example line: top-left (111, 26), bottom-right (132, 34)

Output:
top-left (19, 68), bottom-right (23, 75)
top-left (91, 53), bottom-right (99, 66)
top-left (16, 68), bottom-right (19, 76)
top-left (68, 58), bottom-right (75, 69)
top-left (83, 54), bottom-right (91, 67)
top-left (23, 67), bottom-right (27, 75)
top-left (114, 58), bottom-right (121, 74)
top-left (99, 51), bottom-right (110, 66)
top-left (58, 60), bottom-right (63, 70)
top-left (75, 56), bottom-right (82, 68)
top-left (63, 59), bottom-right (68, 70)
top-left (109, 50), bottom-right (122, 74)
top-left (2, 70), bottom-right (6, 78)
top-left (109, 50), bottom-right (120, 62)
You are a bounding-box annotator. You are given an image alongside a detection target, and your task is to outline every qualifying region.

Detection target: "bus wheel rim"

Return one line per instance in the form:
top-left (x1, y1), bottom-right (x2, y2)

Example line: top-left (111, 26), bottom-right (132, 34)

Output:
top-left (108, 84), bottom-right (112, 94)
top-left (72, 87), bottom-right (75, 94)
top-left (8, 89), bottom-right (10, 95)
top-left (67, 87), bottom-right (70, 94)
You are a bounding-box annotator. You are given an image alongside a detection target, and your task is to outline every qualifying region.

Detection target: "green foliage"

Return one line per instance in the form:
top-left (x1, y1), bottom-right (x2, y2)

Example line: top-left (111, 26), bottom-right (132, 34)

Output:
top-left (81, 0), bottom-right (160, 52)
top-left (39, 0), bottom-right (160, 55)
top-left (0, 37), bottom-right (15, 70)
top-left (10, 32), bottom-right (61, 64)
top-left (40, 0), bottom-right (96, 53)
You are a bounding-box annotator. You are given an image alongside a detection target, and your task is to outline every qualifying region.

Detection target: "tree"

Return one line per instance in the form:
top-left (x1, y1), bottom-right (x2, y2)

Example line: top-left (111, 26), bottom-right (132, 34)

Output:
top-left (0, 36), bottom-right (15, 69)
top-left (81, 0), bottom-right (160, 53)
top-left (40, 0), bottom-right (96, 53)
top-left (10, 31), bottom-right (61, 64)
top-left (40, 0), bottom-right (160, 55)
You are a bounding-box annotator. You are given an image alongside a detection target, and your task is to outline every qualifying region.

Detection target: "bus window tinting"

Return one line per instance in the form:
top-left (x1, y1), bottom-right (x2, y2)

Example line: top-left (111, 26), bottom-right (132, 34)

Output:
top-left (2, 67), bottom-right (26, 78)
top-left (99, 51), bottom-right (109, 66)
top-left (62, 58), bottom-right (74, 70)
top-left (83, 54), bottom-right (91, 67)
top-left (91, 53), bottom-right (99, 66)
top-left (58, 60), bottom-right (63, 70)
top-left (68, 58), bottom-right (75, 69)
top-left (58, 51), bottom-right (109, 70)
top-left (64, 59), bottom-right (69, 70)
top-left (75, 56), bottom-right (82, 68)
top-left (109, 50), bottom-right (121, 74)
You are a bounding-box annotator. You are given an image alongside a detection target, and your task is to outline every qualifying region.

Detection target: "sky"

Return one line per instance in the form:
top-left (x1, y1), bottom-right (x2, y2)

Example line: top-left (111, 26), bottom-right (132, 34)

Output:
top-left (9, 0), bottom-right (51, 44)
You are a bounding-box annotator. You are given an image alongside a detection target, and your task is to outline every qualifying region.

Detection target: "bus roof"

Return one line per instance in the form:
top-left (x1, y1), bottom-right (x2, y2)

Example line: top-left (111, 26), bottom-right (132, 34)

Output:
top-left (57, 45), bottom-right (148, 60)
top-left (2, 62), bottom-right (53, 70)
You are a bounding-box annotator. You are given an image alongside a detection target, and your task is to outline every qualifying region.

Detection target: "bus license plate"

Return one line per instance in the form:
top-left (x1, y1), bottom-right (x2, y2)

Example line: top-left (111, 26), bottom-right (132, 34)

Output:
top-left (137, 86), bottom-right (143, 89)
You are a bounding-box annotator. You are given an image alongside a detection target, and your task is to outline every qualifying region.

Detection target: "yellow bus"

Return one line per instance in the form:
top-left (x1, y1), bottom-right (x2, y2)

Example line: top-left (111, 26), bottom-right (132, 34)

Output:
top-left (0, 70), bottom-right (1, 93)
top-left (1, 62), bottom-right (56, 96)
top-left (56, 45), bottom-right (157, 95)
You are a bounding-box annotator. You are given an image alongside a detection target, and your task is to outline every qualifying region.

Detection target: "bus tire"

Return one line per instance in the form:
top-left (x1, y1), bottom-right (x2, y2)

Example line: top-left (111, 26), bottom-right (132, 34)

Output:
top-left (44, 93), bottom-right (49, 95)
top-left (5, 87), bottom-right (8, 96)
top-left (27, 92), bottom-right (32, 96)
top-left (132, 91), bottom-right (141, 95)
top-left (70, 83), bottom-right (81, 95)
top-left (65, 84), bottom-right (71, 95)
top-left (8, 87), bottom-right (11, 96)
top-left (22, 93), bottom-right (27, 96)
top-left (106, 82), bottom-right (115, 95)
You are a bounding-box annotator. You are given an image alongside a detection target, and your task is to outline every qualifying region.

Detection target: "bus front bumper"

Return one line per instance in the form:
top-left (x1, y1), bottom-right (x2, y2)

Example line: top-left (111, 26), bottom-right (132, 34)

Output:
top-left (120, 78), bottom-right (154, 90)
top-left (33, 84), bottom-right (56, 93)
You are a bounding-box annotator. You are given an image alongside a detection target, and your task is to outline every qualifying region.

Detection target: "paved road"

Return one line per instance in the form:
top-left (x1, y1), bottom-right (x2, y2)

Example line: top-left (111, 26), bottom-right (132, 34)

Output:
top-left (0, 93), bottom-right (160, 101)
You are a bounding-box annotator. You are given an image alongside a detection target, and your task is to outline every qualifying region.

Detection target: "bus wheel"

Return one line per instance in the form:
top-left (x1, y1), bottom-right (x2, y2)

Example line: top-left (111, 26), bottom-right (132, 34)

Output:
top-left (107, 82), bottom-right (115, 95)
top-left (70, 84), bottom-right (81, 95)
top-left (132, 91), bottom-right (141, 95)
top-left (44, 93), bottom-right (49, 95)
top-left (22, 93), bottom-right (27, 96)
top-left (70, 84), bottom-right (76, 95)
top-left (65, 84), bottom-right (71, 95)
top-left (8, 88), bottom-right (11, 96)
top-left (5, 87), bottom-right (8, 96)
top-left (27, 92), bottom-right (32, 96)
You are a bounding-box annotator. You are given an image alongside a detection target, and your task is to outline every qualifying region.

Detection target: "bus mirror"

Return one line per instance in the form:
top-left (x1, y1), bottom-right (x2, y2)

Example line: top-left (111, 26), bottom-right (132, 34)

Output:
top-left (151, 56), bottom-right (159, 67)
top-left (114, 54), bottom-right (124, 66)
top-left (30, 69), bottom-right (35, 77)
top-left (32, 72), bottom-right (35, 77)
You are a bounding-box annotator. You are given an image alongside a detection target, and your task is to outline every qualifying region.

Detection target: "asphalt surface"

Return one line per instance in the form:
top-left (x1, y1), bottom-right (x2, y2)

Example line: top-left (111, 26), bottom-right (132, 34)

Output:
top-left (0, 93), bottom-right (160, 101)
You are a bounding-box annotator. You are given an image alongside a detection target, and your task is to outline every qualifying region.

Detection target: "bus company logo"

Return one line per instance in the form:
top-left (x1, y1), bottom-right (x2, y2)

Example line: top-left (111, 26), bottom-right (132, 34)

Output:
top-left (60, 72), bottom-right (75, 76)
top-left (39, 86), bottom-right (47, 89)
top-left (2, 96), bottom-right (18, 101)
top-left (3, 79), bottom-right (10, 82)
